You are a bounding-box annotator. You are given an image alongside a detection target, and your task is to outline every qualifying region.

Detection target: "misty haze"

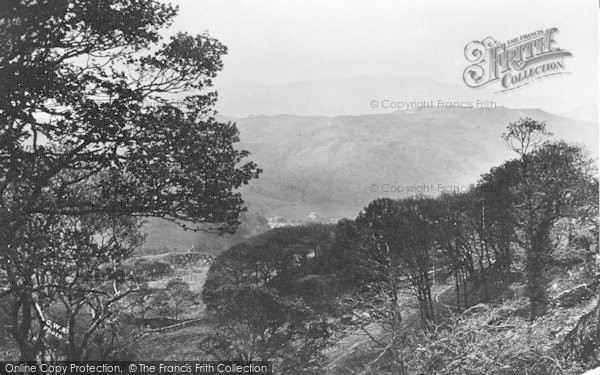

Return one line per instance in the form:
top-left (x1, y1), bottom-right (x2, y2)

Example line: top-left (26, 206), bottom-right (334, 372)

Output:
top-left (0, 1), bottom-right (598, 375)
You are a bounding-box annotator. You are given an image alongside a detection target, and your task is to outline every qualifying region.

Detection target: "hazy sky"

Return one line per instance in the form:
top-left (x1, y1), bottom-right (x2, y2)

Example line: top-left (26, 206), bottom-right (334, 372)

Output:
top-left (163, 0), bottom-right (598, 108)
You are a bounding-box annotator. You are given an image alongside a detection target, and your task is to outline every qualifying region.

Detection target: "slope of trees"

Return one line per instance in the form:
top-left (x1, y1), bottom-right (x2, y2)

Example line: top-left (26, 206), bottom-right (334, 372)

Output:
top-left (202, 118), bottom-right (599, 373)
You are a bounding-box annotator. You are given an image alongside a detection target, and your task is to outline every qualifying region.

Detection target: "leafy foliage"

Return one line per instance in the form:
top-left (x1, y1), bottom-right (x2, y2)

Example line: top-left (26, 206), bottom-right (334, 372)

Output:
top-left (0, 0), bottom-right (259, 360)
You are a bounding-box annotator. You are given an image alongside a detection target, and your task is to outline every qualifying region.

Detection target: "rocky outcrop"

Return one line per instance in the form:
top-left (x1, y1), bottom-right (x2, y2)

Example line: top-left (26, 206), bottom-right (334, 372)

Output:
top-left (556, 298), bottom-right (600, 365)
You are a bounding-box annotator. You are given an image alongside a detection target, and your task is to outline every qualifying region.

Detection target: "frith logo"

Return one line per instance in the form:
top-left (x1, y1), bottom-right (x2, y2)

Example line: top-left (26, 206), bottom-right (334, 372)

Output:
top-left (463, 28), bottom-right (572, 92)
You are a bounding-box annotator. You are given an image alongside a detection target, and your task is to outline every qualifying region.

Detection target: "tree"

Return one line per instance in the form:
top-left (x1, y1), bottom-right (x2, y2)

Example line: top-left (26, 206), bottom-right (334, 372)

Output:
top-left (476, 159), bottom-right (522, 271)
top-left (198, 285), bottom-right (330, 375)
top-left (358, 197), bottom-right (440, 325)
top-left (351, 198), bottom-right (443, 373)
top-left (355, 198), bottom-right (408, 332)
top-left (502, 117), bottom-right (553, 159)
top-left (8, 209), bottom-right (145, 361)
top-left (503, 117), bottom-right (597, 318)
top-left (502, 118), bottom-right (552, 319)
top-left (202, 224), bottom-right (334, 311)
top-left (437, 192), bottom-right (477, 309)
top-left (200, 225), bottom-right (336, 373)
top-left (0, 0), bottom-right (260, 360)
top-left (516, 142), bottom-right (597, 319)
top-left (163, 279), bottom-right (197, 320)
top-left (436, 161), bottom-right (521, 309)
top-left (502, 119), bottom-right (597, 319)
top-left (326, 219), bottom-right (362, 282)
top-left (452, 188), bottom-right (495, 301)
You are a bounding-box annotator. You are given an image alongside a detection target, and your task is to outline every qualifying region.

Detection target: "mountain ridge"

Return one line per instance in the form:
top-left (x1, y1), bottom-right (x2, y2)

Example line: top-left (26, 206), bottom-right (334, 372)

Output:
top-left (232, 106), bottom-right (597, 216)
top-left (144, 106), bottom-right (597, 252)
top-left (213, 75), bottom-right (591, 118)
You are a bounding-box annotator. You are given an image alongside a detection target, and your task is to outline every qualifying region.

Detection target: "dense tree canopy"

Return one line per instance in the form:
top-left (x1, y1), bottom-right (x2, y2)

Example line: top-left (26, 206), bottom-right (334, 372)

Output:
top-left (0, 0), bottom-right (259, 228)
top-left (0, 0), bottom-right (260, 360)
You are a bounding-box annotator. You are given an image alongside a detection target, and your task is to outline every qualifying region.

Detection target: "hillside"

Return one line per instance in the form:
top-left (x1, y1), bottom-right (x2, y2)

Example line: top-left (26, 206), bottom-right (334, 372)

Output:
top-left (233, 107), bottom-right (597, 220)
top-left (143, 107), bottom-right (597, 251)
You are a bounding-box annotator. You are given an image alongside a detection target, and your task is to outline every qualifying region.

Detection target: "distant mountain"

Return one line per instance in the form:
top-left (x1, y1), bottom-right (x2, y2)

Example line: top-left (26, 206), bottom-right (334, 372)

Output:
top-left (562, 103), bottom-right (598, 123)
top-left (215, 76), bottom-right (579, 118)
top-left (232, 107), bottom-right (597, 220)
top-left (142, 106), bottom-right (597, 252)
